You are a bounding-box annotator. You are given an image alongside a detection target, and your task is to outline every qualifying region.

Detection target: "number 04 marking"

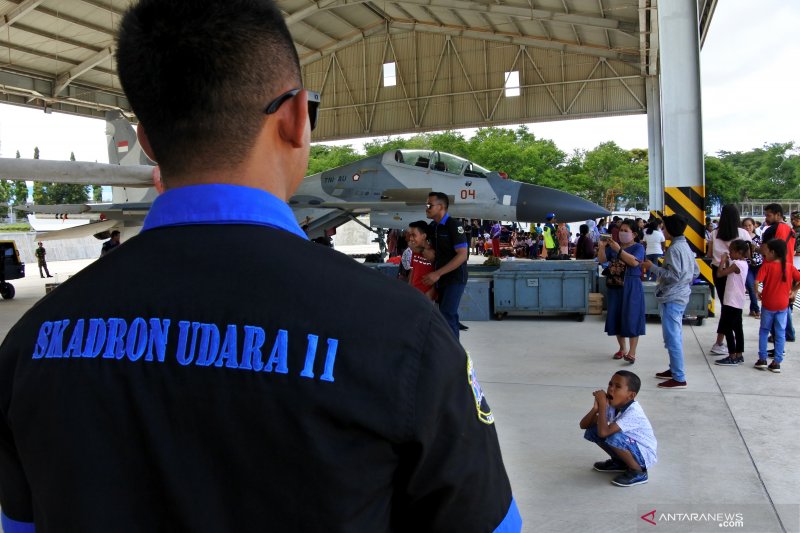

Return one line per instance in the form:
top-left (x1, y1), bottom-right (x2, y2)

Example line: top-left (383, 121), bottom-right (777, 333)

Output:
top-left (460, 189), bottom-right (476, 200)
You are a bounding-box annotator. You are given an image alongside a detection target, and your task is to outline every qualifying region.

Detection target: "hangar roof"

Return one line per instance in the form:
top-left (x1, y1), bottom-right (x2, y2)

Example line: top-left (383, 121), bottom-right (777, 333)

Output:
top-left (0, 0), bottom-right (717, 141)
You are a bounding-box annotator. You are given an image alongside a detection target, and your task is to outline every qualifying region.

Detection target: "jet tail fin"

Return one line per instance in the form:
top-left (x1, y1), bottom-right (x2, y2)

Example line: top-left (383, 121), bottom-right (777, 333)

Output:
top-left (105, 110), bottom-right (155, 167)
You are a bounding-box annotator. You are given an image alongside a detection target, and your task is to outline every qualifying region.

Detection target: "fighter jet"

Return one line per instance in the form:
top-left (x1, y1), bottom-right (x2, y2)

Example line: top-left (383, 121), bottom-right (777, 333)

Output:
top-left (1, 111), bottom-right (609, 241)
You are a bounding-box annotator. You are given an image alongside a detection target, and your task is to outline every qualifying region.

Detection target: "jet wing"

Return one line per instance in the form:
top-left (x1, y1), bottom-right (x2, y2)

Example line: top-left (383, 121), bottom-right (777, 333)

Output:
top-left (15, 203), bottom-right (95, 214)
top-left (36, 220), bottom-right (121, 241)
top-left (0, 158), bottom-right (153, 187)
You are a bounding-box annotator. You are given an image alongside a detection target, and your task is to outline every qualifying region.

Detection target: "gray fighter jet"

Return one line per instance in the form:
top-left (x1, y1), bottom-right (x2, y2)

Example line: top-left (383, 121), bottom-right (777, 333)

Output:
top-left (1, 111), bottom-right (608, 241)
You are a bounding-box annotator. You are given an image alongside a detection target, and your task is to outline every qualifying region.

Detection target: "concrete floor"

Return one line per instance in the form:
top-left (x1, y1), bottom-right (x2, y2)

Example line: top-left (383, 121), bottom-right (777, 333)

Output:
top-left (1, 258), bottom-right (799, 532)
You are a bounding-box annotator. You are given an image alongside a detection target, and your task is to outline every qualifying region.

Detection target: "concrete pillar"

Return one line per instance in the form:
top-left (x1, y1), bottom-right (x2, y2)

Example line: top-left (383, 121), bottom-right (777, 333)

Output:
top-left (657, 0), bottom-right (714, 315)
top-left (657, 0), bottom-right (705, 254)
top-left (646, 76), bottom-right (663, 211)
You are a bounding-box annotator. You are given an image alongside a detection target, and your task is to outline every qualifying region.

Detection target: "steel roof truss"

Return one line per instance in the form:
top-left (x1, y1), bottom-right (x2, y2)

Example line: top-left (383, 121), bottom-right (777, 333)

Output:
top-left (488, 45), bottom-right (523, 121)
top-left (603, 58), bottom-right (645, 109)
top-left (367, 31), bottom-right (417, 132)
top-left (416, 35), bottom-right (450, 127)
top-left (289, 0), bottom-right (637, 35)
top-left (565, 58), bottom-right (602, 114)
top-left (54, 46), bottom-right (113, 96)
top-left (0, 0), bottom-right (45, 34)
top-left (523, 46), bottom-right (565, 115)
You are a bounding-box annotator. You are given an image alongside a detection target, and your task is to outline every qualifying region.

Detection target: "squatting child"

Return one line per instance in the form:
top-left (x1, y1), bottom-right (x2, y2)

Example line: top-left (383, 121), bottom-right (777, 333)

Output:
top-left (755, 239), bottom-right (800, 372)
top-left (714, 240), bottom-right (751, 366)
top-left (579, 370), bottom-right (657, 487)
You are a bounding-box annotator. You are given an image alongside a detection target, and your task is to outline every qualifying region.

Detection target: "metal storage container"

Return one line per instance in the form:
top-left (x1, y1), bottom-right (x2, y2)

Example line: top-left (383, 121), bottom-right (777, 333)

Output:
top-left (458, 278), bottom-right (492, 321)
top-left (492, 260), bottom-right (597, 320)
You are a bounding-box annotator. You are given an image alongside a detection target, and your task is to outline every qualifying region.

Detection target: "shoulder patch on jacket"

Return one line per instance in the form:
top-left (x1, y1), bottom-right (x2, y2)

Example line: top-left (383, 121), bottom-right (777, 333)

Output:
top-left (467, 354), bottom-right (494, 425)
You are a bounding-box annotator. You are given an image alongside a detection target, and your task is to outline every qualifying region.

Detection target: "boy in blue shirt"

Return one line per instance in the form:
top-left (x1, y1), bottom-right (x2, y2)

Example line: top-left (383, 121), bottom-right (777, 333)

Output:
top-left (580, 370), bottom-right (657, 487)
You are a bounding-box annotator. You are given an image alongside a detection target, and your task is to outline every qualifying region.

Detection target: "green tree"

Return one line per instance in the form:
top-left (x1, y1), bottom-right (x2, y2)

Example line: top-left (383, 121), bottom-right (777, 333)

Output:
top-left (306, 145), bottom-right (363, 175)
top-left (421, 130), bottom-right (469, 158)
top-left (363, 137), bottom-right (412, 156)
top-left (0, 179), bottom-right (9, 205)
top-left (718, 142), bottom-right (799, 200)
top-left (704, 155), bottom-right (742, 210)
top-left (466, 126), bottom-right (567, 189)
top-left (93, 185), bottom-right (103, 202)
top-left (32, 146), bottom-right (48, 204)
top-left (11, 150), bottom-right (29, 205)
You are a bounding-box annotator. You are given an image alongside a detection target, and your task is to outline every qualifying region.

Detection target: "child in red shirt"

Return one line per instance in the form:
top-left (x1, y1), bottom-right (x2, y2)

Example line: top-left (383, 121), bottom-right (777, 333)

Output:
top-left (755, 240), bottom-right (800, 372)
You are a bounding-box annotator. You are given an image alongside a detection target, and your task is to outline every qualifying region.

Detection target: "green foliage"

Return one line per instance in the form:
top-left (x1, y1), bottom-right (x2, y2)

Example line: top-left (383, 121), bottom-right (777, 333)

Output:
top-left (306, 145), bottom-right (363, 175)
top-left (12, 182), bottom-right (28, 204)
top-left (707, 142), bottom-right (800, 205)
top-left (0, 179), bottom-right (10, 204)
top-left (0, 223), bottom-right (32, 231)
top-left (93, 185), bottom-right (103, 202)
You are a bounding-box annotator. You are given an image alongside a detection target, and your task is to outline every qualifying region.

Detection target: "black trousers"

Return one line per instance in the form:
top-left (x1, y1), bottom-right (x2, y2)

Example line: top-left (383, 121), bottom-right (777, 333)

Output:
top-left (712, 264), bottom-right (729, 334)
top-left (719, 304), bottom-right (744, 354)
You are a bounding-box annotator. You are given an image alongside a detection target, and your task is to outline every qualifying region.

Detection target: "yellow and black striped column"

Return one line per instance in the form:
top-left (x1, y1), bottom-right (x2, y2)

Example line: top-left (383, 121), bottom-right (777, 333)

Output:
top-left (664, 186), bottom-right (715, 316)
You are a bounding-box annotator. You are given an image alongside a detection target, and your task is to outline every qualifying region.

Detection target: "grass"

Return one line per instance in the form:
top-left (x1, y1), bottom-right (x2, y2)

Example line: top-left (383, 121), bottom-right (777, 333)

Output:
top-left (0, 223), bottom-right (32, 231)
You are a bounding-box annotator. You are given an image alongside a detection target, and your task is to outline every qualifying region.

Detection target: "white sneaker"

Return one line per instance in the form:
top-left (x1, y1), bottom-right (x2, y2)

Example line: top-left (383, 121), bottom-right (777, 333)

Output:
top-left (709, 343), bottom-right (729, 355)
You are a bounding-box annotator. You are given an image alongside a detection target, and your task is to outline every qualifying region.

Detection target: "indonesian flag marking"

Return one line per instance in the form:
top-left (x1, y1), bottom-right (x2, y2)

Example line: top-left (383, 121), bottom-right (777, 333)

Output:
top-left (117, 140), bottom-right (129, 153)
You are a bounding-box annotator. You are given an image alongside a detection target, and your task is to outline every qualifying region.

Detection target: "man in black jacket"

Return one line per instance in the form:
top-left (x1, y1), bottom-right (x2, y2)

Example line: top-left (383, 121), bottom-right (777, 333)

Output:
top-left (424, 192), bottom-right (469, 339)
top-left (0, 1), bottom-right (520, 532)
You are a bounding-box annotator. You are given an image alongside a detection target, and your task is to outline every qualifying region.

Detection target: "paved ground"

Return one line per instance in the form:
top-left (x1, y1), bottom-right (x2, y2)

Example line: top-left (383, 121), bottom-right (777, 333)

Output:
top-left (1, 258), bottom-right (799, 532)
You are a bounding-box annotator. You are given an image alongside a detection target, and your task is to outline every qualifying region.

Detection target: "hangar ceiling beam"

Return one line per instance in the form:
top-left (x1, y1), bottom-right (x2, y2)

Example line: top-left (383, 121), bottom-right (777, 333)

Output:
top-left (286, 0), bottom-right (637, 35)
top-left (12, 22), bottom-right (104, 54)
top-left (54, 46), bottom-right (114, 96)
top-left (0, 0), bottom-right (44, 34)
top-left (404, 22), bottom-right (638, 61)
top-left (33, 5), bottom-right (116, 36)
top-left (299, 21), bottom-right (639, 66)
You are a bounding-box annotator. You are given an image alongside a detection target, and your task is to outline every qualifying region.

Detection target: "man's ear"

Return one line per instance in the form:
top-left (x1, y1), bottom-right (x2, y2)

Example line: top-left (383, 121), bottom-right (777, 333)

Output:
top-left (136, 124), bottom-right (157, 162)
top-left (277, 89), bottom-right (309, 148)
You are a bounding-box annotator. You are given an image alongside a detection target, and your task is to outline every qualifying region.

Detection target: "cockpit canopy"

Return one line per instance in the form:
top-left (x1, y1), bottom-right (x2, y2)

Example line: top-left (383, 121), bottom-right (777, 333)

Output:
top-left (390, 150), bottom-right (490, 178)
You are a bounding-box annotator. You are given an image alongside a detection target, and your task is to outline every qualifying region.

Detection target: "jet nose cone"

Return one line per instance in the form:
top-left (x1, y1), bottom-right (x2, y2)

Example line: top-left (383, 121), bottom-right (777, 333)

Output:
top-left (516, 183), bottom-right (610, 222)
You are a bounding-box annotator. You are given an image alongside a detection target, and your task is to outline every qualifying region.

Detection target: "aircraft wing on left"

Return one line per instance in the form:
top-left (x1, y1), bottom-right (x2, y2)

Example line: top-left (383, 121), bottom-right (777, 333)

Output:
top-left (0, 158), bottom-right (154, 187)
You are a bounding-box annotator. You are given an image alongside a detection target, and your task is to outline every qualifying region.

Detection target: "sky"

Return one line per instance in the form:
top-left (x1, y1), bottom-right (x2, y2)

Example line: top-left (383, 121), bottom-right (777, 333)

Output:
top-left (0, 0), bottom-right (797, 166)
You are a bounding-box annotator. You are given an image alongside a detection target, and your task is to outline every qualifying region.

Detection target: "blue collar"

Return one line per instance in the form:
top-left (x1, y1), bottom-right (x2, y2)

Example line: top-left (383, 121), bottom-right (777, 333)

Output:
top-left (439, 213), bottom-right (450, 225)
top-left (142, 184), bottom-right (307, 240)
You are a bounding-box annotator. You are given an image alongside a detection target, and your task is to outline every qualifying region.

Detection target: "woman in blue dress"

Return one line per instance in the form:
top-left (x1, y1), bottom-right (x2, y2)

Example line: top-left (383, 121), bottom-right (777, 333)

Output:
top-left (598, 219), bottom-right (646, 363)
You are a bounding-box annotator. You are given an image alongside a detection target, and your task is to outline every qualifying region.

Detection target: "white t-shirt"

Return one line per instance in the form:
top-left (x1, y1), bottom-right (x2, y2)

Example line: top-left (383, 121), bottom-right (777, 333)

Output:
top-left (722, 259), bottom-right (749, 309)
top-left (711, 228), bottom-right (752, 266)
top-left (643, 230), bottom-right (665, 255)
top-left (606, 401), bottom-right (657, 468)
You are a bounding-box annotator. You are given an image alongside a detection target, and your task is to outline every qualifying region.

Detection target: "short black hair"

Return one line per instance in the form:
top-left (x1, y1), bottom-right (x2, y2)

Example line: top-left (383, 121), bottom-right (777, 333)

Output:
top-left (117, 0), bottom-right (301, 181)
top-left (408, 220), bottom-right (429, 238)
top-left (428, 192), bottom-right (449, 209)
top-left (728, 239), bottom-right (751, 259)
top-left (110, 230), bottom-right (121, 238)
top-left (614, 370), bottom-right (641, 394)
top-left (764, 203), bottom-right (784, 216)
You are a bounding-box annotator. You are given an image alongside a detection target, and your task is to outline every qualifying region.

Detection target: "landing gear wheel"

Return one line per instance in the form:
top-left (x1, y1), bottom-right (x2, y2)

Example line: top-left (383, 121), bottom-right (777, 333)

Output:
top-left (0, 282), bottom-right (15, 300)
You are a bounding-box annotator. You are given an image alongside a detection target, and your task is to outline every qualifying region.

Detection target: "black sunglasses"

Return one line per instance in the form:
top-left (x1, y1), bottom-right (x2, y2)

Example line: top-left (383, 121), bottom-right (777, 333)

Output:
top-left (264, 88), bottom-right (320, 131)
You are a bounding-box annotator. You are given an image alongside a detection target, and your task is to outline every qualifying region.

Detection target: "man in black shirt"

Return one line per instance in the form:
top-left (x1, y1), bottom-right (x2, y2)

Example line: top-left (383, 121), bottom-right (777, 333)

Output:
top-left (100, 230), bottom-right (121, 256)
top-left (424, 192), bottom-right (469, 339)
top-left (0, 1), bottom-right (520, 532)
